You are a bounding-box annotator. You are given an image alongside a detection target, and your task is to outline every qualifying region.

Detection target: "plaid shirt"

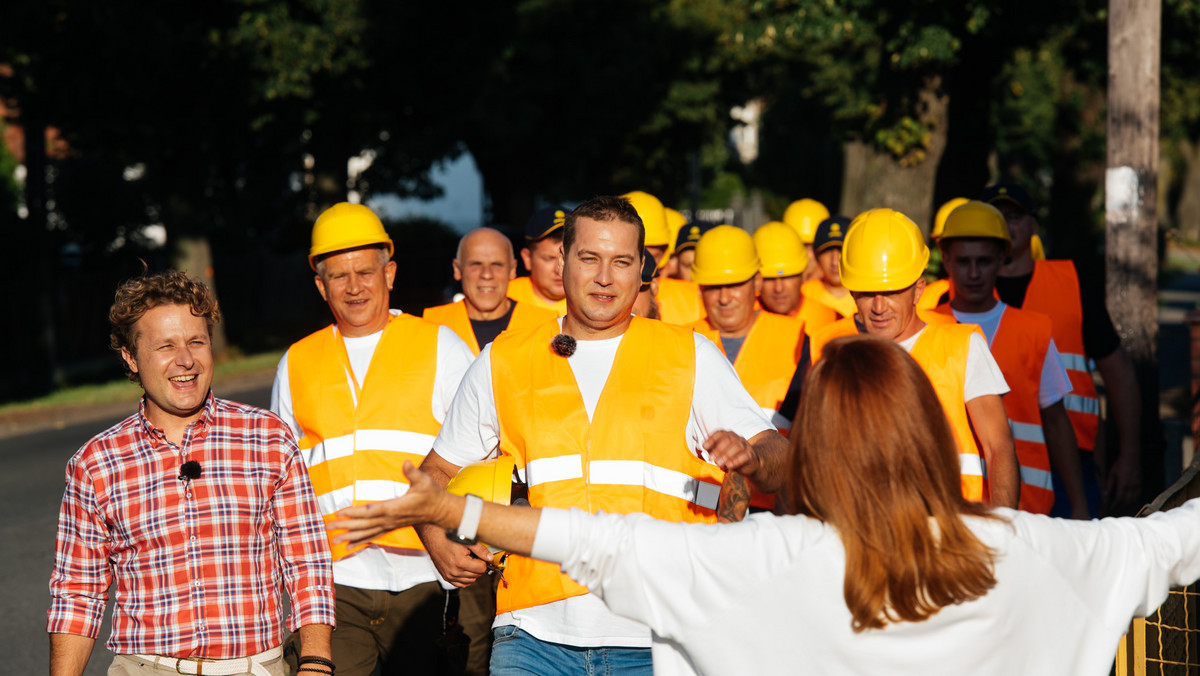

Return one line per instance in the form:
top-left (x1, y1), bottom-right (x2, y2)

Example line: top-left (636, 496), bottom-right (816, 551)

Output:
top-left (47, 394), bottom-right (336, 659)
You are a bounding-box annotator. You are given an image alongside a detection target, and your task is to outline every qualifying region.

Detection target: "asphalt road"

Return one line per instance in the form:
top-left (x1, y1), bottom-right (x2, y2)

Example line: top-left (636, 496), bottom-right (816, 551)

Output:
top-left (0, 385), bottom-right (271, 675)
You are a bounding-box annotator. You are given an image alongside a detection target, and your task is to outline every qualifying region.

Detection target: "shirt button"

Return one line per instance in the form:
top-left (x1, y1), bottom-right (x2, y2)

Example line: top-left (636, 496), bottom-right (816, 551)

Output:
top-left (186, 492), bottom-right (192, 498)
top-left (190, 536), bottom-right (196, 541)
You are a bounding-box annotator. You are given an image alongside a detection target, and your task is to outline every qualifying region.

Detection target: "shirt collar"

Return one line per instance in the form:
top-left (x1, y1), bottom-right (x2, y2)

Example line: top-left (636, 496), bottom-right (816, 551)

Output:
top-left (137, 391), bottom-right (216, 443)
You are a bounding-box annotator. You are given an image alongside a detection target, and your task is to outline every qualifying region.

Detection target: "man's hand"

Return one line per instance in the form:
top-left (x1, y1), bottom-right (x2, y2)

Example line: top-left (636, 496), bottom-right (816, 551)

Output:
top-left (703, 430), bottom-right (759, 477)
top-left (1105, 450), bottom-right (1142, 514)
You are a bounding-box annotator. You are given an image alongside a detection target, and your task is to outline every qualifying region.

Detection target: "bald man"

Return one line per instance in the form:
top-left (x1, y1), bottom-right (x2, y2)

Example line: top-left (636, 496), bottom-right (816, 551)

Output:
top-left (425, 228), bottom-right (558, 356)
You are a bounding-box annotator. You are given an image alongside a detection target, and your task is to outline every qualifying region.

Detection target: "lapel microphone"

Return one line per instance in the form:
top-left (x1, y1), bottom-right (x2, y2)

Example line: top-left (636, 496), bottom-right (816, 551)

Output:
top-left (178, 460), bottom-right (202, 481)
top-left (550, 333), bottom-right (577, 358)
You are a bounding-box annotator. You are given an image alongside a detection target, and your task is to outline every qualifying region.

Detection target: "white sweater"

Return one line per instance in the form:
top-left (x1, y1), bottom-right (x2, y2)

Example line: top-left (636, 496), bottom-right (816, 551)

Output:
top-left (530, 500), bottom-right (1200, 675)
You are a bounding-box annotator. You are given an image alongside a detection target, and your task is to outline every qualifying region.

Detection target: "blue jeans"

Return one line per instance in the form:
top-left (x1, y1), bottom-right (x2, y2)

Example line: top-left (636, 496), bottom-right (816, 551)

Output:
top-left (489, 626), bottom-right (653, 676)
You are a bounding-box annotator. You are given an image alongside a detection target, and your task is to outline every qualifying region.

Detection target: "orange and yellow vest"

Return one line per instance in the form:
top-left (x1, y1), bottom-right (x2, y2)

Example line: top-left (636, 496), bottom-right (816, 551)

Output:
top-left (1016, 260), bottom-right (1100, 451)
top-left (490, 317), bottom-right (724, 613)
top-left (690, 312), bottom-right (804, 429)
top-left (288, 314), bottom-right (442, 560)
top-left (507, 276), bottom-right (567, 316)
top-left (937, 303), bottom-right (1056, 514)
top-left (810, 319), bottom-right (985, 502)
top-left (918, 278), bottom-right (951, 310)
top-left (799, 279), bottom-right (856, 334)
top-left (423, 298), bottom-right (557, 356)
top-left (657, 277), bottom-right (705, 326)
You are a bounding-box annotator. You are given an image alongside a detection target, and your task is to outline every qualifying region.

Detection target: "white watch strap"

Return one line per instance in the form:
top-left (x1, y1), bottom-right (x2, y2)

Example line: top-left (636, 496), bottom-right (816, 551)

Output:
top-left (456, 494), bottom-right (484, 544)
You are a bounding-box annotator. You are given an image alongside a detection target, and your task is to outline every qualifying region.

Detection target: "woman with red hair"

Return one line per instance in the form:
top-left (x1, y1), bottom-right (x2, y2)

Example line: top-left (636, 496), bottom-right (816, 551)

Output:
top-left (330, 335), bottom-right (1200, 675)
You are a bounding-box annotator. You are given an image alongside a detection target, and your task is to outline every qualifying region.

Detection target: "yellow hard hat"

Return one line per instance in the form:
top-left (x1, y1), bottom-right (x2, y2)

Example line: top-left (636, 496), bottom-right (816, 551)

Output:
top-left (931, 197), bottom-right (970, 240)
top-left (447, 455), bottom-right (518, 570)
top-left (309, 203), bottom-right (394, 271)
top-left (753, 222), bottom-right (808, 278)
top-left (691, 225), bottom-right (761, 286)
top-left (938, 200), bottom-right (1012, 255)
top-left (664, 207), bottom-right (687, 258)
top-left (839, 208), bottom-right (930, 292)
top-left (1031, 233), bottom-right (1046, 260)
top-left (622, 191), bottom-right (671, 247)
top-left (782, 199), bottom-right (831, 244)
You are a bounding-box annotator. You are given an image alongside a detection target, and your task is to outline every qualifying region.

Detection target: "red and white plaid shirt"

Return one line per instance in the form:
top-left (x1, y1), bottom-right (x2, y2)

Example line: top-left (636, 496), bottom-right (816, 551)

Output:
top-left (47, 394), bottom-right (336, 659)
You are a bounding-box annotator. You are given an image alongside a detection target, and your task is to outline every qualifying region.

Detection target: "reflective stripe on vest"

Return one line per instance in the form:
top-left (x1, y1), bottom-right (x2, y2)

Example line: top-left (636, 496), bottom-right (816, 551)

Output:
top-left (988, 305), bottom-right (1057, 514)
top-left (491, 316), bottom-right (721, 613)
top-left (1019, 260), bottom-right (1099, 450)
top-left (288, 315), bottom-right (442, 559)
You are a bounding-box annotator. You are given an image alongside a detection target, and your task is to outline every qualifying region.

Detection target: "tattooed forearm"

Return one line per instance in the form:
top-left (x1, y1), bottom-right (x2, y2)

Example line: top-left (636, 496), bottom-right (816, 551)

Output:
top-left (717, 472), bottom-right (751, 523)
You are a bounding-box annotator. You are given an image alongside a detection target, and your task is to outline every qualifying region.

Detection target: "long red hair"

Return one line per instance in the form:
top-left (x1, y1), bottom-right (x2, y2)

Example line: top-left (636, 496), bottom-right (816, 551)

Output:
top-left (790, 335), bottom-right (999, 631)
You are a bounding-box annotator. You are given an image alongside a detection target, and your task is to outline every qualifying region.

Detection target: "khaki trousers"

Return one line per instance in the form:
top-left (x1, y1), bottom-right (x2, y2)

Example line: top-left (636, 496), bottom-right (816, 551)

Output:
top-left (109, 650), bottom-right (285, 676)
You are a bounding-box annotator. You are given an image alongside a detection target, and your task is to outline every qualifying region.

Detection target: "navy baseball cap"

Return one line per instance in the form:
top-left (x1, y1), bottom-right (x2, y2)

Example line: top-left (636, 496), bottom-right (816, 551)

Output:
top-left (674, 220), bottom-right (716, 254)
top-left (980, 183), bottom-right (1034, 215)
top-left (641, 248), bottom-right (657, 287)
top-left (525, 206), bottom-right (567, 241)
top-left (812, 216), bottom-right (852, 253)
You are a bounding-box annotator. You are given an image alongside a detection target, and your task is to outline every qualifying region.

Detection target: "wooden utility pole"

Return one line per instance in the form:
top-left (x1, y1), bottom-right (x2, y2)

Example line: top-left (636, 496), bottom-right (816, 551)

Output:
top-left (1106, 0), bottom-right (1162, 503)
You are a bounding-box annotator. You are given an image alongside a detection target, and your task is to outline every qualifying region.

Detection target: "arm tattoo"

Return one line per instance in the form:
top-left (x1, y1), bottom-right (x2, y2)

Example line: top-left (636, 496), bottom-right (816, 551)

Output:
top-left (716, 472), bottom-right (751, 523)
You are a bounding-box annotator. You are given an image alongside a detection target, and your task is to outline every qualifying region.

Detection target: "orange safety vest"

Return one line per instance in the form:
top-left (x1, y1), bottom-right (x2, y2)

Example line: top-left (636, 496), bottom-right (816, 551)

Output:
top-left (657, 277), bottom-right (705, 326)
top-left (939, 302), bottom-right (1056, 514)
top-left (423, 298), bottom-right (558, 356)
top-left (690, 312), bottom-right (804, 427)
top-left (918, 278), bottom-right (951, 310)
top-left (491, 317), bottom-right (724, 613)
top-left (799, 278), bottom-right (856, 332)
top-left (288, 314), bottom-right (442, 560)
top-left (810, 319), bottom-right (985, 502)
top-left (1016, 260), bottom-right (1100, 451)
top-left (507, 276), bottom-right (567, 316)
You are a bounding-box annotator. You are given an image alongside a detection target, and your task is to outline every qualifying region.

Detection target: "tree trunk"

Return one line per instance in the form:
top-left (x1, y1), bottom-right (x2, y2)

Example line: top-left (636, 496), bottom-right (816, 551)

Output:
top-left (839, 77), bottom-right (949, 235)
top-left (25, 111), bottom-right (64, 392)
top-left (171, 234), bottom-right (230, 360)
top-left (1105, 0), bottom-right (1162, 503)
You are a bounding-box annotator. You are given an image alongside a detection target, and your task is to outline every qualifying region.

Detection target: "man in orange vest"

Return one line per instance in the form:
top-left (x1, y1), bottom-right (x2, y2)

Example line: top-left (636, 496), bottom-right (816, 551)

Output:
top-left (809, 209), bottom-right (1019, 508)
top-left (690, 225), bottom-right (807, 432)
top-left (936, 201), bottom-right (1090, 518)
top-left (270, 203), bottom-right (479, 676)
top-left (424, 227), bottom-right (558, 356)
top-left (508, 206), bottom-right (568, 315)
top-left (624, 190), bottom-right (705, 325)
top-left (800, 216), bottom-right (858, 331)
top-left (408, 196), bottom-right (789, 674)
top-left (983, 182), bottom-right (1142, 515)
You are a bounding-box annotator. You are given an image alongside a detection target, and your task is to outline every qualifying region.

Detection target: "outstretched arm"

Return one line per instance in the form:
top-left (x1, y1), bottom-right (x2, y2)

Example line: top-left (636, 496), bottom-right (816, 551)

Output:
top-left (329, 461), bottom-right (541, 560)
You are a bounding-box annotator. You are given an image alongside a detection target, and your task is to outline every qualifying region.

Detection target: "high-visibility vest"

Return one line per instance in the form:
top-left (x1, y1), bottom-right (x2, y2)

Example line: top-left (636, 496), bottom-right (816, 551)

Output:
top-left (423, 298), bottom-right (557, 356)
top-left (1016, 260), bottom-right (1100, 451)
top-left (490, 317), bottom-right (724, 613)
top-left (918, 278), bottom-right (951, 310)
top-left (288, 314), bottom-right (442, 560)
top-left (938, 302), bottom-right (1056, 513)
top-left (657, 277), bottom-right (705, 326)
top-left (690, 312), bottom-right (804, 426)
top-left (810, 319), bottom-right (985, 502)
top-left (799, 278), bottom-right (856, 333)
top-left (507, 276), bottom-right (567, 316)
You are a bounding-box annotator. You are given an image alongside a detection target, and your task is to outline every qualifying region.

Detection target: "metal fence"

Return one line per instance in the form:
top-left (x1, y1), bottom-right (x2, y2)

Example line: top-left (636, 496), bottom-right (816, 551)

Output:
top-left (1116, 456), bottom-right (1200, 675)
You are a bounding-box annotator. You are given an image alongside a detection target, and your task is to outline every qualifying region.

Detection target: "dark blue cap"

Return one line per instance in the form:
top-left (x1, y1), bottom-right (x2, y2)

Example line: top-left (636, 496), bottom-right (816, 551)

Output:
top-left (525, 206), bottom-right (567, 241)
top-left (674, 220), bottom-right (716, 254)
top-left (980, 183), bottom-right (1034, 214)
top-left (641, 248), bottom-right (657, 286)
top-left (813, 216), bottom-right (852, 253)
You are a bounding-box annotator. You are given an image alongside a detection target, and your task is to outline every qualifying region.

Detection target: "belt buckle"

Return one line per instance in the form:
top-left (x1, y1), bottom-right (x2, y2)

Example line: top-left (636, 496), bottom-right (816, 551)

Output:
top-left (176, 656), bottom-right (212, 675)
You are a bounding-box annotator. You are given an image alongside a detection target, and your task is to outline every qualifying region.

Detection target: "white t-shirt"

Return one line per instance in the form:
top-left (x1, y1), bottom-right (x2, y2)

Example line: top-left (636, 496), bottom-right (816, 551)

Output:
top-left (951, 303), bottom-right (1072, 409)
top-left (433, 323), bottom-right (775, 648)
top-left (271, 311), bottom-right (475, 592)
top-left (897, 326), bottom-right (1009, 402)
top-left (532, 500), bottom-right (1200, 676)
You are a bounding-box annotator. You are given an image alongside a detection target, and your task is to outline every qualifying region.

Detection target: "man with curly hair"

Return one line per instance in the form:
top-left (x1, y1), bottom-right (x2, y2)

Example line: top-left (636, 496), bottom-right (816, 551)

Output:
top-left (47, 270), bottom-right (335, 676)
